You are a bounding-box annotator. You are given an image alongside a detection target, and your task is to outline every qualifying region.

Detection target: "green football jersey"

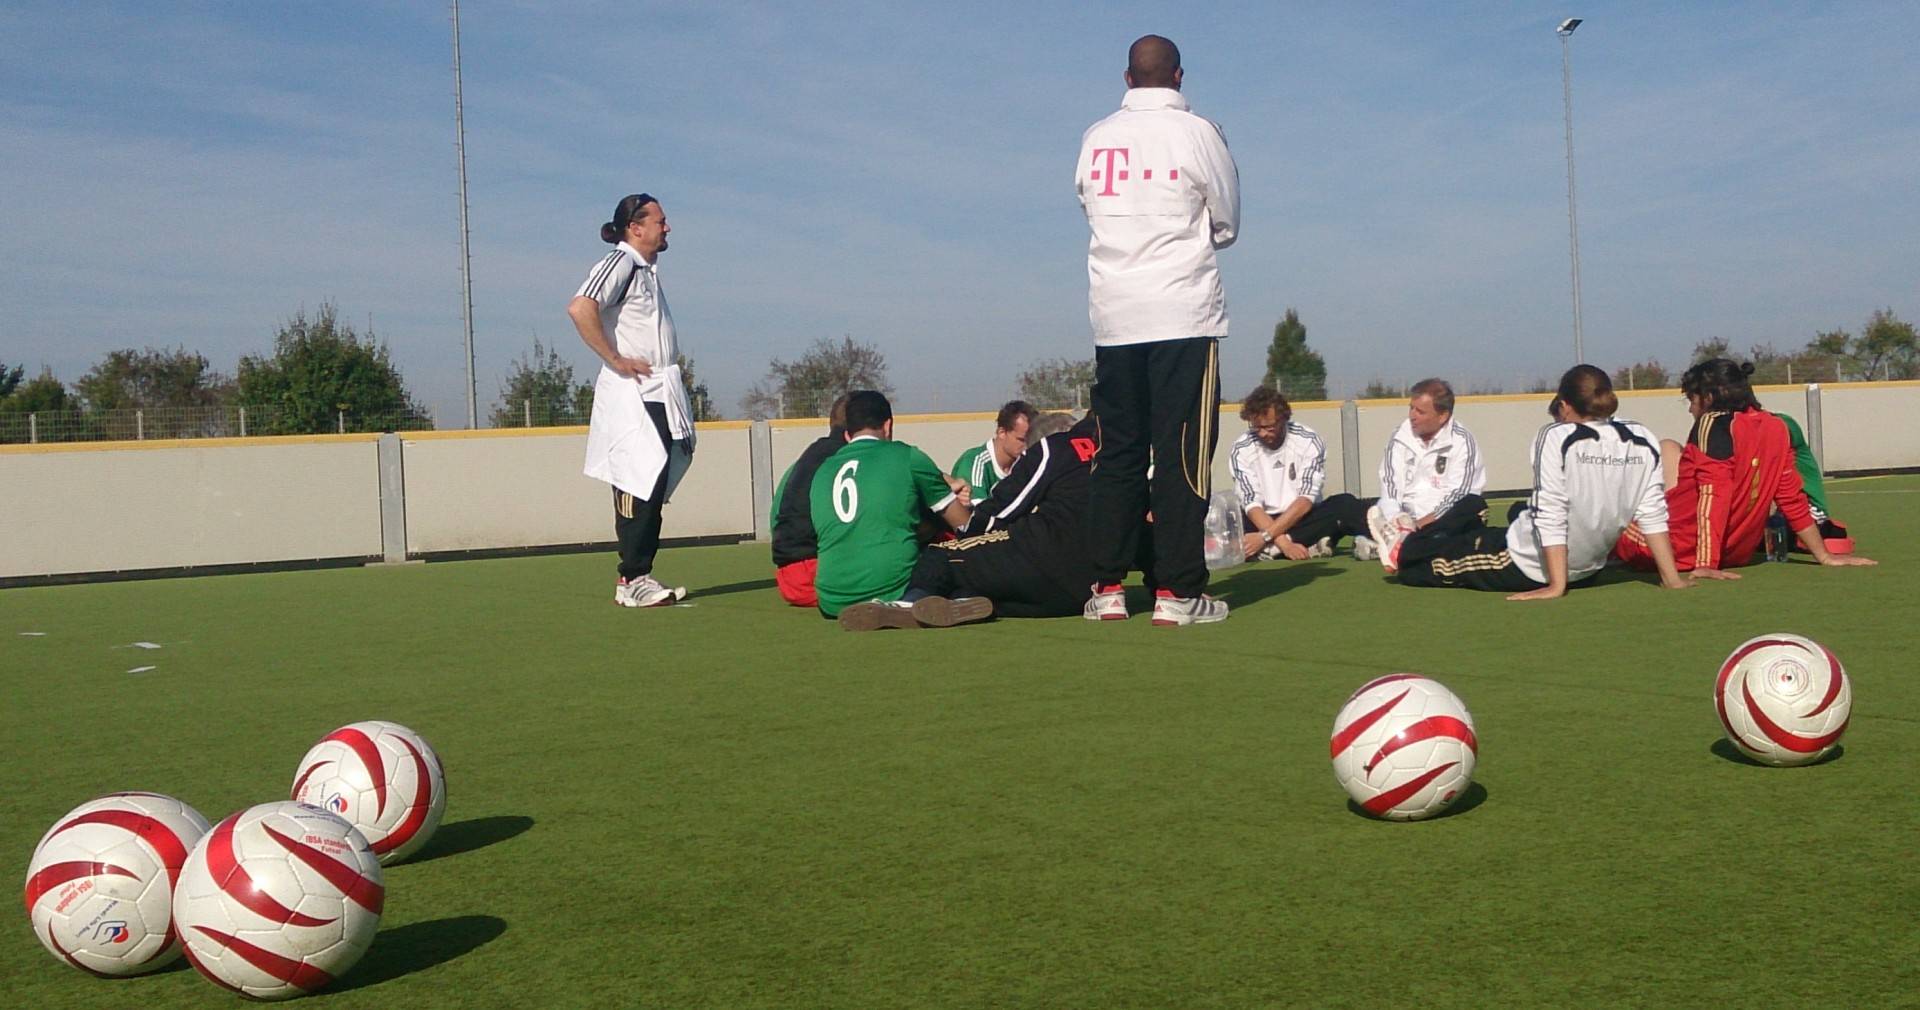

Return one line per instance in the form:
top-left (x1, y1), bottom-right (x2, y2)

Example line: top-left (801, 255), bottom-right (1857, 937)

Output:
top-left (1777, 413), bottom-right (1830, 517)
top-left (951, 441), bottom-right (1006, 501)
top-left (810, 437), bottom-right (957, 616)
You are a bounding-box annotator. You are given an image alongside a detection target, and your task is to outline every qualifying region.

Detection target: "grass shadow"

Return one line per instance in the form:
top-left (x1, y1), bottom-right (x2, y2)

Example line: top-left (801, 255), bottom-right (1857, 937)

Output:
top-left (695, 578), bottom-right (777, 598)
top-left (1211, 559), bottom-right (1345, 607)
top-left (1709, 738), bottom-right (1845, 767)
top-left (403, 815), bottom-right (534, 865)
top-left (327, 915), bottom-right (507, 994)
top-left (1345, 780), bottom-right (1488, 821)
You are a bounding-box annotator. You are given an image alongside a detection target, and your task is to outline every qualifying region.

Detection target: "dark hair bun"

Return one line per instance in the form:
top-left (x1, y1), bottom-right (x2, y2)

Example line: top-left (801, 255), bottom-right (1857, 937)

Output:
top-left (600, 221), bottom-right (620, 244)
top-left (1739, 361), bottom-right (1755, 376)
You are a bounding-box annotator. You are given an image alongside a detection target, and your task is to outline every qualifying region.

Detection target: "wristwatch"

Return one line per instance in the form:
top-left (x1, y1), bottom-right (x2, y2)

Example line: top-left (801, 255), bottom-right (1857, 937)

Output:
top-left (1261, 530), bottom-right (1274, 544)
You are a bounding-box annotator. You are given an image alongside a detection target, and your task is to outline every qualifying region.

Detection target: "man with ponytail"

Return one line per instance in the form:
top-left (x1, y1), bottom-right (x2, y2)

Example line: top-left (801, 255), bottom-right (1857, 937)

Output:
top-left (1613, 357), bottom-right (1875, 573)
top-left (568, 193), bottom-right (699, 608)
top-left (1374, 365), bottom-right (1693, 600)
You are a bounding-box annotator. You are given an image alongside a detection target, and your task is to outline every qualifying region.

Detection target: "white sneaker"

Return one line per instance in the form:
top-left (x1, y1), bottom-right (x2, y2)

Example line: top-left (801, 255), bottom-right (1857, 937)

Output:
top-left (1151, 591), bottom-right (1229, 626)
top-left (1084, 583), bottom-right (1128, 621)
top-left (1306, 536), bottom-right (1334, 559)
top-left (1352, 536), bottom-right (1379, 561)
top-left (1364, 506), bottom-right (1415, 573)
top-left (614, 575), bottom-right (686, 608)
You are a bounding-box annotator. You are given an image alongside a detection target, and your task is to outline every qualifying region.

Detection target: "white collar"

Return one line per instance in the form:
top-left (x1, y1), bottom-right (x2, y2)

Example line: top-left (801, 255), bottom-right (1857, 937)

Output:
top-left (1120, 87), bottom-right (1190, 112)
top-left (617, 241), bottom-right (655, 269)
top-left (848, 434), bottom-right (882, 443)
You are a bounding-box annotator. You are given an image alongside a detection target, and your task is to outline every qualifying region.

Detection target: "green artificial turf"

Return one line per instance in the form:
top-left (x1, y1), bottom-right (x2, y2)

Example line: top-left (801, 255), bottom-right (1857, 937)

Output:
top-left (5, 476), bottom-right (1918, 1008)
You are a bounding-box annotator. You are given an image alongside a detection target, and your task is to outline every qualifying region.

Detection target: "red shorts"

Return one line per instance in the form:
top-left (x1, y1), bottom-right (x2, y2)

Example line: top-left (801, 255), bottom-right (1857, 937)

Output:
top-left (775, 559), bottom-right (818, 608)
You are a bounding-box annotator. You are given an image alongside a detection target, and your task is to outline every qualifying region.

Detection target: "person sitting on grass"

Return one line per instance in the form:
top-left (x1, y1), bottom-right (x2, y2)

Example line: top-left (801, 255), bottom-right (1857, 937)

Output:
top-left (1372, 364), bottom-right (1693, 600)
top-left (769, 394), bottom-right (850, 608)
top-left (809, 391), bottom-right (978, 623)
top-left (1612, 358), bottom-right (1875, 574)
top-left (1227, 385), bottom-right (1370, 561)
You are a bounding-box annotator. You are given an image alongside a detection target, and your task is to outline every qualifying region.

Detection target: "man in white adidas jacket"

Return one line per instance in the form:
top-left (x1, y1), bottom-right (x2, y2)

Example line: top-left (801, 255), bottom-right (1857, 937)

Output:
top-left (1076, 34), bottom-right (1240, 627)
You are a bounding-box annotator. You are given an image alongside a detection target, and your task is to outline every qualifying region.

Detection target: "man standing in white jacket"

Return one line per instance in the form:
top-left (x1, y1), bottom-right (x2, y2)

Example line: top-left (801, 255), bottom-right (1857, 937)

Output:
top-left (1076, 34), bottom-right (1240, 627)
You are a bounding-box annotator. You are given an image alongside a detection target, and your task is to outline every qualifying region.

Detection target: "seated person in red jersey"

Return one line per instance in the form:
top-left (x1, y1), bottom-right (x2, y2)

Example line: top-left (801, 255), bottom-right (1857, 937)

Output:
top-left (1614, 358), bottom-right (1875, 575)
top-left (769, 395), bottom-right (851, 607)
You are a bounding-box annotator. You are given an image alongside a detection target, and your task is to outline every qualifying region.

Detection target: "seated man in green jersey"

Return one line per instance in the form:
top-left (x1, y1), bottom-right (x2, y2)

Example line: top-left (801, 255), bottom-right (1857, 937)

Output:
top-left (951, 400), bottom-right (1036, 502)
top-left (810, 391), bottom-right (984, 626)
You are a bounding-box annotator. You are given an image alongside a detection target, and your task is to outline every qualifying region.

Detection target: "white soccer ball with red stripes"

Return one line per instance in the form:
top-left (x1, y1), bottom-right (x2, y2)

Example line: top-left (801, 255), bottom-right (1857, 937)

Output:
top-left (172, 801), bottom-right (384, 1000)
top-left (22, 792), bottom-right (210, 976)
top-left (1715, 633), bottom-right (1851, 767)
top-left (290, 720), bottom-right (446, 865)
top-left (1330, 674), bottom-right (1479, 821)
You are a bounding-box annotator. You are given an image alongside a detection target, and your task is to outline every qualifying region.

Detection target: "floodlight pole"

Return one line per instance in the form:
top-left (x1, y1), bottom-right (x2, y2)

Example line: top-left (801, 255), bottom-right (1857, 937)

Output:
top-left (1559, 18), bottom-right (1585, 364)
top-left (452, 0), bottom-right (478, 428)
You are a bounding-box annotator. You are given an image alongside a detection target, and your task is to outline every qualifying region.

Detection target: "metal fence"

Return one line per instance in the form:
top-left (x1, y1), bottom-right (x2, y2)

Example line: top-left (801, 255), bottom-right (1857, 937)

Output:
top-left (0, 406), bottom-right (436, 444)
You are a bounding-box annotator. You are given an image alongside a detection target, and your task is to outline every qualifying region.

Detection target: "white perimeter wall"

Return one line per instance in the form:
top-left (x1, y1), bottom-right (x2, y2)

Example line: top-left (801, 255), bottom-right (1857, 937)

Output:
top-left (4, 382), bottom-right (1915, 580)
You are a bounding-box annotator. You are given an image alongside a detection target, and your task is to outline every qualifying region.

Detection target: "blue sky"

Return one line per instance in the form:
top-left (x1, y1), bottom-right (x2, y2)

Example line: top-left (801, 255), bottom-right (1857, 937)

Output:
top-left (3, 2), bottom-right (1915, 422)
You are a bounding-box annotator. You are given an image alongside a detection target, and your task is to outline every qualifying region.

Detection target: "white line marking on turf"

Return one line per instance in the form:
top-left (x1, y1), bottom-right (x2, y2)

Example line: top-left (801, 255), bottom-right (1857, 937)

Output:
top-left (20, 631), bottom-right (47, 636)
top-left (127, 666), bottom-right (157, 674)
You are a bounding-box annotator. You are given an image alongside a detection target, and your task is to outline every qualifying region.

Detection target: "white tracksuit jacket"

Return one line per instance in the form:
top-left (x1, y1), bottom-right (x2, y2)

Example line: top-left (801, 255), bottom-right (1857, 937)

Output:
top-left (1506, 419), bottom-right (1670, 584)
top-left (1076, 88), bottom-right (1239, 346)
top-left (1377, 419), bottom-right (1486, 522)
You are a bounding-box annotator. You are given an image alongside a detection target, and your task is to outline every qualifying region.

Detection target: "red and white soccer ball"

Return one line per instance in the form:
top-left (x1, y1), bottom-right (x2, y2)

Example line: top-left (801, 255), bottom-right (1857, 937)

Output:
top-left (1330, 675), bottom-right (1479, 821)
top-left (23, 791), bottom-right (210, 976)
top-left (172, 801), bottom-right (384, 1000)
top-left (291, 720), bottom-right (446, 865)
top-left (1715, 633), bottom-right (1851, 767)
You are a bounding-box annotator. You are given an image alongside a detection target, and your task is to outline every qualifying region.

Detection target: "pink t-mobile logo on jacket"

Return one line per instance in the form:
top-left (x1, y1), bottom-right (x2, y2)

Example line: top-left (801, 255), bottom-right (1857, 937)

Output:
top-left (1088, 147), bottom-right (1178, 196)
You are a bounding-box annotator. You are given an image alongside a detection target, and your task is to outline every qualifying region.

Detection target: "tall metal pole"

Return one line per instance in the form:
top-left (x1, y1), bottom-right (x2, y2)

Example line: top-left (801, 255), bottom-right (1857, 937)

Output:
top-left (1559, 19), bottom-right (1585, 364)
top-left (452, 0), bottom-right (478, 428)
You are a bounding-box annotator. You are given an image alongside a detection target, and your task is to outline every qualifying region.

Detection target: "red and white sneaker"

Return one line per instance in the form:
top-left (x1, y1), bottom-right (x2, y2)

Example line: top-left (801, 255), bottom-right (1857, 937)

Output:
top-left (1364, 505), bottom-right (1416, 574)
top-left (1151, 589), bottom-right (1229, 626)
top-left (1083, 583), bottom-right (1128, 621)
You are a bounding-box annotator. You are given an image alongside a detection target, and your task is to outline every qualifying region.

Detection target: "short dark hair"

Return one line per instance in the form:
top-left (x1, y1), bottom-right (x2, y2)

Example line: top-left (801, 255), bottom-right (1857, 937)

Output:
top-left (1239, 385), bottom-right (1291, 423)
top-left (600, 193), bottom-right (657, 244)
top-left (827, 393), bottom-right (851, 439)
top-left (996, 400), bottom-right (1037, 433)
top-left (1409, 378), bottom-right (1455, 414)
top-left (842, 390), bottom-right (893, 434)
top-left (1555, 365), bottom-right (1618, 421)
top-left (1680, 357), bottom-right (1762, 412)
top-left (1127, 35), bottom-right (1181, 88)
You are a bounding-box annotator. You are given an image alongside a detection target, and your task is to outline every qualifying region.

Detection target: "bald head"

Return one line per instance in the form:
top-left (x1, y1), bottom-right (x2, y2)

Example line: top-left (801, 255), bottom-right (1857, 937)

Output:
top-left (1126, 34), bottom-right (1182, 90)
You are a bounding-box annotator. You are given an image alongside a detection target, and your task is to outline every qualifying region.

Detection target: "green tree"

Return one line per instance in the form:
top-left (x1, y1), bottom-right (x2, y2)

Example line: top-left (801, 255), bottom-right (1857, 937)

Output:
top-left (1358, 379), bottom-right (1403, 400)
top-left (1691, 337), bottom-right (1732, 363)
top-left (235, 303), bottom-right (431, 434)
top-left (490, 339), bottom-right (592, 427)
top-left (0, 362), bottom-right (22, 400)
top-left (1850, 308), bottom-right (1918, 380)
top-left (74, 347), bottom-right (232, 411)
top-left (739, 335), bottom-right (892, 419)
top-left (1801, 328), bottom-right (1851, 383)
top-left (677, 353), bottom-right (721, 421)
top-left (0, 369), bottom-right (83, 443)
top-left (1263, 308), bottom-right (1327, 399)
top-left (1611, 359), bottom-right (1671, 390)
top-left (1016, 357), bottom-right (1096, 409)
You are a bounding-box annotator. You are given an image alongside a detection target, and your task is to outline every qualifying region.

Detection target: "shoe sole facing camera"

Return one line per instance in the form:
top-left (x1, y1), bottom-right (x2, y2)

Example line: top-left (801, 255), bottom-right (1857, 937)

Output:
top-left (910, 596), bottom-right (993, 628)
top-left (837, 601), bottom-right (922, 632)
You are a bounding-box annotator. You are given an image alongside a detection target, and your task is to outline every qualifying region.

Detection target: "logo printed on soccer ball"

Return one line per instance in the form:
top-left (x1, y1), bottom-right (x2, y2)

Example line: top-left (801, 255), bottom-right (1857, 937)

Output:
top-left (290, 721), bottom-right (447, 865)
top-left (1329, 674), bottom-right (1479, 821)
top-left (23, 793), bottom-right (211, 977)
top-left (173, 801), bottom-right (384, 1000)
top-left (1715, 633), bottom-right (1851, 767)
